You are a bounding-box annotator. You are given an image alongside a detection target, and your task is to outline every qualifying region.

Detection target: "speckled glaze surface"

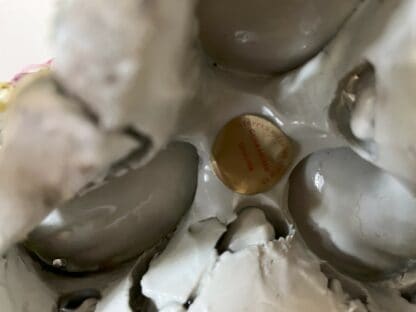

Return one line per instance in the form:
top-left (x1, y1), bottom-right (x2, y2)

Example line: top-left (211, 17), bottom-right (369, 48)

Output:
top-left (2, 0), bottom-right (416, 311)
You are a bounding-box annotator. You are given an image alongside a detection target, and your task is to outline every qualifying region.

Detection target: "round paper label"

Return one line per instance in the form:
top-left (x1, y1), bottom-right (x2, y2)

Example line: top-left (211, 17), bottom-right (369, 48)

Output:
top-left (211, 114), bottom-right (293, 195)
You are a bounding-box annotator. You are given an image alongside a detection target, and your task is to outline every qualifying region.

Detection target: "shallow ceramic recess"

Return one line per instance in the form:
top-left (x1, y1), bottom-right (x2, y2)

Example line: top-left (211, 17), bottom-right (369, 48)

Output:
top-left (329, 62), bottom-right (377, 162)
top-left (24, 142), bottom-right (199, 273)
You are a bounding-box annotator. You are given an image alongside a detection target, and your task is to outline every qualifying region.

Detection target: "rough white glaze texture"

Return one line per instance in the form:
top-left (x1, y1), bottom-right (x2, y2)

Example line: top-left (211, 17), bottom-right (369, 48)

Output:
top-left (0, 75), bottom-right (103, 254)
top-left (220, 208), bottom-right (275, 252)
top-left (142, 219), bottom-right (227, 309)
top-left (0, 74), bottom-right (138, 255)
top-left (54, 0), bottom-right (199, 151)
top-left (142, 209), bottom-right (368, 312)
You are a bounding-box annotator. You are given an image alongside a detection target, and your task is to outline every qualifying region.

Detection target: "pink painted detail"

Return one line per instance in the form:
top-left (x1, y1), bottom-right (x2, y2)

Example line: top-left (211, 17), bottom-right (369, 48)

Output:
top-left (11, 59), bottom-right (53, 85)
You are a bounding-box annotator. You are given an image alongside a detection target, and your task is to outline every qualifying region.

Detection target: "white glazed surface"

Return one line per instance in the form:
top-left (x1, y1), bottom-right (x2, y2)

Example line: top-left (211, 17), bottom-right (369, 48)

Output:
top-left (141, 0), bottom-right (416, 310)
top-left (2, 0), bottom-right (416, 312)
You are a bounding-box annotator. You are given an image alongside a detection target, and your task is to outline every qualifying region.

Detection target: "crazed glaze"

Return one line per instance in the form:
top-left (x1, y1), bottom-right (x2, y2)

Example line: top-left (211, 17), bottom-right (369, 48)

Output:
top-left (289, 148), bottom-right (416, 280)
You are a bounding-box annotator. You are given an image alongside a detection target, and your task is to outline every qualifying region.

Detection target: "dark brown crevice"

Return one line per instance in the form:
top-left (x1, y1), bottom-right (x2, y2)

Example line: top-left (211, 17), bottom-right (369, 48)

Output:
top-left (57, 289), bottom-right (101, 312)
top-left (214, 228), bottom-right (232, 255)
top-left (183, 296), bottom-right (195, 310)
top-left (53, 75), bottom-right (154, 169)
top-left (320, 263), bottom-right (370, 309)
top-left (22, 245), bottom-right (98, 278)
top-left (128, 238), bottom-right (171, 312)
top-left (52, 77), bottom-right (100, 127)
top-left (401, 292), bottom-right (415, 304)
top-left (400, 286), bottom-right (416, 305)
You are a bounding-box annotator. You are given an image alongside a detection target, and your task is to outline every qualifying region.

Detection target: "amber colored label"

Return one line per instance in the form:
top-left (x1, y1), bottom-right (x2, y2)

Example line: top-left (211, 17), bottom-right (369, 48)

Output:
top-left (211, 114), bottom-right (293, 195)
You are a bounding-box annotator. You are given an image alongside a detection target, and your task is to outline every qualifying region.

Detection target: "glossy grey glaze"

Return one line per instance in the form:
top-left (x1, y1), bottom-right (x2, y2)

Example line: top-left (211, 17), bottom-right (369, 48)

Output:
top-left (198, 0), bottom-right (360, 74)
top-left (25, 142), bottom-right (199, 272)
top-left (289, 148), bottom-right (416, 280)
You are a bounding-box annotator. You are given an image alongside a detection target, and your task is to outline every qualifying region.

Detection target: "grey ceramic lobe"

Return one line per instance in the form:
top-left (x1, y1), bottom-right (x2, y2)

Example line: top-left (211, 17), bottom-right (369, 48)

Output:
top-left (25, 142), bottom-right (199, 272)
top-left (289, 148), bottom-right (416, 280)
top-left (198, 0), bottom-right (360, 74)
